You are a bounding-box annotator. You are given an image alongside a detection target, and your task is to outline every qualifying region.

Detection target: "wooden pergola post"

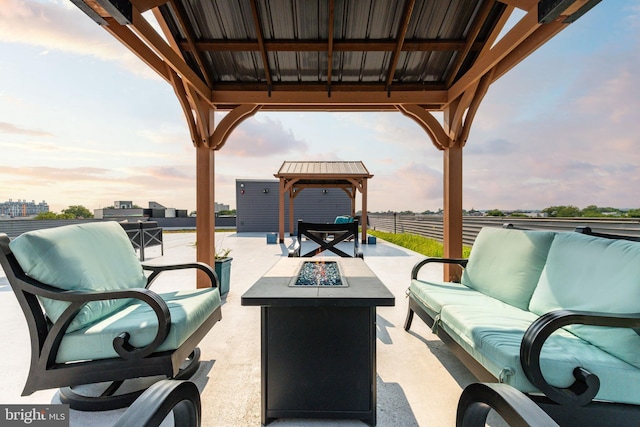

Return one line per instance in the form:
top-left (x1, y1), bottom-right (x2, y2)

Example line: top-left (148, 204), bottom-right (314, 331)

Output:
top-left (443, 146), bottom-right (463, 282)
top-left (278, 178), bottom-right (286, 243)
top-left (361, 178), bottom-right (368, 244)
top-left (288, 186), bottom-right (295, 237)
top-left (196, 146), bottom-right (216, 288)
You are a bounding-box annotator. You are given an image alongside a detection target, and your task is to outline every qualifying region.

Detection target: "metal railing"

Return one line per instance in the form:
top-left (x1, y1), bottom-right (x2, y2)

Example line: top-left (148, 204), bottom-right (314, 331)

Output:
top-left (368, 214), bottom-right (640, 246)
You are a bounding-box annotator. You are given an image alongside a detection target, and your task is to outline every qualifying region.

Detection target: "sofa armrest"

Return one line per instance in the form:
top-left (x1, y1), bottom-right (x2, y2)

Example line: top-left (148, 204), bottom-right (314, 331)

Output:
top-left (411, 257), bottom-right (468, 280)
top-left (521, 309), bottom-right (640, 407)
top-left (143, 262), bottom-right (219, 289)
top-left (114, 380), bottom-right (201, 427)
top-left (456, 383), bottom-right (559, 427)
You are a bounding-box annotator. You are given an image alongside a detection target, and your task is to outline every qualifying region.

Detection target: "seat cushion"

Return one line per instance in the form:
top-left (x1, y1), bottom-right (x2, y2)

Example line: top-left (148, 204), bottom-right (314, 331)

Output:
top-left (56, 287), bottom-right (221, 363)
top-left (410, 279), bottom-right (498, 317)
top-left (439, 303), bottom-right (640, 405)
top-left (529, 231), bottom-right (640, 369)
top-left (9, 221), bottom-right (147, 332)
top-left (461, 227), bottom-right (556, 310)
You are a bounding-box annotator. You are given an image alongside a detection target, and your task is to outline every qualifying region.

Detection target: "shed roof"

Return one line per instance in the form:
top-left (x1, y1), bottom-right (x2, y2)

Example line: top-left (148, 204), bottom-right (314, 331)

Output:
top-left (275, 161), bottom-right (372, 178)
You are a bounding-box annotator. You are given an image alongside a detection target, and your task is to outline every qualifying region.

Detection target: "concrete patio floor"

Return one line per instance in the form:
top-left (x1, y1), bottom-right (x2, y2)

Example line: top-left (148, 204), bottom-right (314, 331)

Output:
top-left (0, 231), bottom-right (488, 426)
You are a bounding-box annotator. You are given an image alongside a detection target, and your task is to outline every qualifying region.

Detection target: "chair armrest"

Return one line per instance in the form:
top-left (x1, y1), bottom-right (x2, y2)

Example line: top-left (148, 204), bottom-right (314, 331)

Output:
top-left (143, 262), bottom-right (219, 289)
top-left (520, 309), bottom-right (640, 406)
top-left (288, 239), bottom-right (301, 257)
top-left (411, 258), bottom-right (468, 280)
top-left (354, 237), bottom-right (364, 259)
top-left (456, 383), bottom-right (559, 427)
top-left (5, 270), bottom-right (173, 361)
top-left (51, 287), bottom-right (172, 360)
top-left (114, 380), bottom-right (201, 427)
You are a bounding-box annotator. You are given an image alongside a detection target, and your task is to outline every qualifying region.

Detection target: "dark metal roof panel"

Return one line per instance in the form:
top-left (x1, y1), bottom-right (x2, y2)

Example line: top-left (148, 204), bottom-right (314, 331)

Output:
top-left (160, 0), bottom-right (507, 89)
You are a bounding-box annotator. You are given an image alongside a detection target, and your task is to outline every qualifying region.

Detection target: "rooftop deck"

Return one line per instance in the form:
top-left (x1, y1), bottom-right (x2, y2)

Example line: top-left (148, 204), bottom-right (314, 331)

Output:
top-left (0, 231), bottom-right (485, 426)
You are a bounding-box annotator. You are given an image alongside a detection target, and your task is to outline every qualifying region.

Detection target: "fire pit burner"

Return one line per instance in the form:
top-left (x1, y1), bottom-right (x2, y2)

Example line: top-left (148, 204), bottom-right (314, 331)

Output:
top-left (291, 261), bottom-right (347, 287)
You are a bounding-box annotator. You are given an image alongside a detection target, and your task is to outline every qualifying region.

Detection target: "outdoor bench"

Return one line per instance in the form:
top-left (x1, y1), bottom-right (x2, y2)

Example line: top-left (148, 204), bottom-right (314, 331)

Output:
top-left (405, 225), bottom-right (640, 425)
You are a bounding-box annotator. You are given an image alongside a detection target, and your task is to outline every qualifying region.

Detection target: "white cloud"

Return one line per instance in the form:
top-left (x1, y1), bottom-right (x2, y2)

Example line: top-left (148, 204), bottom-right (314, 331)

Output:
top-left (0, 0), bottom-right (160, 79)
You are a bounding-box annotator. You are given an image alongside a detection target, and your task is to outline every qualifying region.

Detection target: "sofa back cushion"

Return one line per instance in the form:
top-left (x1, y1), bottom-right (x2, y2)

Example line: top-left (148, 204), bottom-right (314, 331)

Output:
top-left (9, 221), bottom-right (147, 332)
top-left (529, 231), bottom-right (640, 368)
top-left (461, 227), bottom-right (556, 310)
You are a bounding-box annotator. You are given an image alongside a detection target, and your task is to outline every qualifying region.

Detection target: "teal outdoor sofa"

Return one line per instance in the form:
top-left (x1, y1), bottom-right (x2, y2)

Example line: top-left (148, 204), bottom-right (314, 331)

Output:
top-left (0, 221), bottom-right (222, 411)
top-left (405, 225), bottom-right (640, 426)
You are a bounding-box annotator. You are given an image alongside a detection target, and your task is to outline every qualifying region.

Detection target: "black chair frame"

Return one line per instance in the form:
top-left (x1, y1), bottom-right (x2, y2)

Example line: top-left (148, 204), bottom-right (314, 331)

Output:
top-left (114, 379), bottom-right (201, 427)
top-left (456, 382), bottom-right (559, 427)
top-left (0, 233), bottom-right (222, 411)
top-left (288, 219), bottom-right (363, 258)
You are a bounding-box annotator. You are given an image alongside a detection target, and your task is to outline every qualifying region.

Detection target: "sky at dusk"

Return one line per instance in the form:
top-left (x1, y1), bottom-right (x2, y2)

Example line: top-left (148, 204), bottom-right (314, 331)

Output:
top-left (1, 0), bottom-right (639, 214)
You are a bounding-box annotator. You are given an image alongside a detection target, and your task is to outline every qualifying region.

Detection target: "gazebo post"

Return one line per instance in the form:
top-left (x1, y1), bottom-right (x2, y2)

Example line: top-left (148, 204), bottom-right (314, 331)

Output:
top-left (361, 179), bottom-right (368, 244)
top-left (196, 146), bottom-right (216, 288)
top-left (288, 187), bottom-right (295, 237)
top-left (278, 178), bottom-right (285, 243)
top-left (443, 146), bottom-right (463, 282)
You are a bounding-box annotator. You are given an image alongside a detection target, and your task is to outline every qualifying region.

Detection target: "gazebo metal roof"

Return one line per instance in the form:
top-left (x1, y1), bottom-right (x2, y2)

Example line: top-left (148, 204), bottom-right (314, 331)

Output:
top-left (70, 0), bottom-right (602, 285)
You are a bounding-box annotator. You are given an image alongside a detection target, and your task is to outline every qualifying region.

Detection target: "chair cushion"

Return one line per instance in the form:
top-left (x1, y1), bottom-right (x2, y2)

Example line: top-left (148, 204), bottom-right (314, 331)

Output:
top-left (529, 232), bottom-right (640, 368)
top-left (56, 288), bottom-right (221, 363)
top-left (461, 227), bottom-right (556, 310)
top-left (334, 216), bottom-right (353, 224)
top-left (439, 303), bottom-right (640, 405)
top-left (410, 278), bottom-right (497, 317)
top-left (9, 222), bottom-right (147, 332)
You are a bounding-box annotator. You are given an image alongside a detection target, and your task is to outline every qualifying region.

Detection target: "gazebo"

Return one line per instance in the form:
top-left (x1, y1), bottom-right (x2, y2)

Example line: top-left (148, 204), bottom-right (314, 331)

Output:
top-left (274, 161), bottom-right (373, 243)
top-left (69, 0), bottom-right (602, 286)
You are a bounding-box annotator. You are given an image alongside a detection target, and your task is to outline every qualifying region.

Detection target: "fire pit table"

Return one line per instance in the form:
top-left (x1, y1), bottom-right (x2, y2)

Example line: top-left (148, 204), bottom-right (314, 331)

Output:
top-left (241, 257), bottom-right (395, 426)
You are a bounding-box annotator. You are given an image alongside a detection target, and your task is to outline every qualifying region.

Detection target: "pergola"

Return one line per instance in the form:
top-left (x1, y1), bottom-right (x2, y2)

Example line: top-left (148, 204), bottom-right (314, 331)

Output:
top-left (70, 0), bottom-right (601, 286)
top-left (274, 161), bottom-right (373, 243)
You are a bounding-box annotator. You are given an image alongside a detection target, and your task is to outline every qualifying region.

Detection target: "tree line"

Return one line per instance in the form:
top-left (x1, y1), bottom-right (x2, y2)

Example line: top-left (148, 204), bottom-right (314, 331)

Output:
top-left (35, 205), bottom-right (94, 220)
top-left (486, 205), bottom-right (640, 218)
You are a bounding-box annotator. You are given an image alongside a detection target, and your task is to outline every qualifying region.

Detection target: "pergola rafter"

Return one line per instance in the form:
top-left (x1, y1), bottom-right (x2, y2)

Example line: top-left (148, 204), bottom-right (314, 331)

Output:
top-left (71, 0), bottom-right (601, 286)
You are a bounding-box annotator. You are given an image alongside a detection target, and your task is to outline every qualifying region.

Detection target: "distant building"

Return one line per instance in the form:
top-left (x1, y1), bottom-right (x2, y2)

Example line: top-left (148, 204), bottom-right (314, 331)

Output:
top-left (94, 201), bottom-right (188, 220)
top-left (215, 202), bottom-right (230, 212)
top-left (0, 199), bottom-right (49, 217)
top-left (114, 201), bottom-right (134, 209)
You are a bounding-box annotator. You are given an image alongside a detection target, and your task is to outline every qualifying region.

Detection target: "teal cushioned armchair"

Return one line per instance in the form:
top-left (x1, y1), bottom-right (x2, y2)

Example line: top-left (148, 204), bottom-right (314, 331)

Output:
top-left (0, 222), bottom-right (222, 411)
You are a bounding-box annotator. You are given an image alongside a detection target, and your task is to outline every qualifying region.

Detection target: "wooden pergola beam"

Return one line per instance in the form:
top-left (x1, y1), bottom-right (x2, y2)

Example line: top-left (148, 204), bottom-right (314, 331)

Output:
top-left (395, 104), bottom-right (450, 150)
top-left (386, 0), bottom-right (415, 88)
top-left (210, 104), bottom-right (262, 150)
top-left (169, 0), bottom-right (213, 87)
top-left (103, 18), bottom-right (170, 83)
top-left (180, 39), bottom-right (483, 53)
top-left (249, 0), bottom-right (272, 88)
top-left (447, 5), bottom-right (542, 103)
top-left (128, 6), bottom-right (212, 103)
top-left (445, 0), bottom-right (495, 88)
top-left (210, 89), bottom-right (448, 106)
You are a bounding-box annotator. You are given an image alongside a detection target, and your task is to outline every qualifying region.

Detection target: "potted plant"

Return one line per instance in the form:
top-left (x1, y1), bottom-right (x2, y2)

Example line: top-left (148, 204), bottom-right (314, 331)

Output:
top-left (214, 247), bottom-right (232, 296)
